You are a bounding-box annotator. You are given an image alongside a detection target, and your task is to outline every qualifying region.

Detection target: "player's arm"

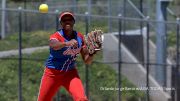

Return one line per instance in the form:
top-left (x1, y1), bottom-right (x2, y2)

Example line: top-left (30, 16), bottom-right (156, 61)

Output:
top-left (49, 39), bottom-right (78, 50)
top-left (49, 39), bottom-right (66, 50)
top-left (80, 46), bottom-right (94, 65)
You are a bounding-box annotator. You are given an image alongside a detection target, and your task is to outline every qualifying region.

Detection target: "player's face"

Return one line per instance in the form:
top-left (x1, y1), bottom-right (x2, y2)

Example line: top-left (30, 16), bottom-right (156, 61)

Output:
top-left (61, 15), bottom-right (75, 31)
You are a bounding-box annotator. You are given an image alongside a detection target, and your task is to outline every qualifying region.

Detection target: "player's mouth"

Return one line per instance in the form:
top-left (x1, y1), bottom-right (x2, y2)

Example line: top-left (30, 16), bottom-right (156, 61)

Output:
top-left (64, 24), bottom-right (72, 30)
top-left (65, 24), bottom-right (71, 27)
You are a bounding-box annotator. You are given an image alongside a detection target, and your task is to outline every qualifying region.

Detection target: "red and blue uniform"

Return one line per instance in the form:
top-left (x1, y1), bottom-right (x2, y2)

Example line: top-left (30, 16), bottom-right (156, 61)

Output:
top-left (38, 29), bottom-right (88, 101)
top-left (45, 29), bottom-right (84, 71)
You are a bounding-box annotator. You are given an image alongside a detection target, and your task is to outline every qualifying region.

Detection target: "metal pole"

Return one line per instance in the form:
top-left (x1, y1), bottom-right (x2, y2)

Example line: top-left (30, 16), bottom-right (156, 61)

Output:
top-left (56, 10), bottom-right (59, 30)
top-left (1, 0), bottom-right (6, 39)
top-left (123, 0), bottom-right (126, 34)
top-left (18, 7), bottom-right (22, 101)
top-left (156, 0), bottom-right (169, 87)
top-left (73, 0), bottom-right (77, 13)
top-left (24, 0), bottom-right (27, 31)
top-left (172, 65), bottom-right (175, 101)
top-left (85, 12), bottom-right (89, 99)
top-left (87, 0), bottom-right (91, 25)
top-left (108, 0), bottom-right (112, 32)
top-left (140, 0), bottom-right (143, 35)
top-left (146, 16), bottom-right (150, 101)
top-left (118, 14), bottom-right (122, 101)
top-left (55, 10), bottom-right (60, 101)
top-left (176, 17), bottom-right (180, 101)
top-left (43, 14), bottom-right (47, 30)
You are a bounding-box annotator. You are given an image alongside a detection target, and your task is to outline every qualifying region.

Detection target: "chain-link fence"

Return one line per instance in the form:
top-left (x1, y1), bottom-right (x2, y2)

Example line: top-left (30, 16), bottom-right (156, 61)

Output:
top-left (0, 0), bottom-right (179, 101)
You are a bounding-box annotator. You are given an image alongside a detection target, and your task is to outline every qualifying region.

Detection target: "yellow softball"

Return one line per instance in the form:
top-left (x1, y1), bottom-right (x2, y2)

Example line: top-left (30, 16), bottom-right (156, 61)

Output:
top-left (39, 4), bottom-right (48, 13)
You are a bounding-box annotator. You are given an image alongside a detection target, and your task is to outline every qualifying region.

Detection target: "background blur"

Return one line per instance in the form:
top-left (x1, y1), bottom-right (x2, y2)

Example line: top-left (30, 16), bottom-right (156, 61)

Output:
top-left (0, 0), bottom-right (179, 101)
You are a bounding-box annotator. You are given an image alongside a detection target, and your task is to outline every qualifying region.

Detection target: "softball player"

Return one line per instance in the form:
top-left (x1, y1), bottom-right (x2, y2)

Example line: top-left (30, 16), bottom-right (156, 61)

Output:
top-left (37, 11), bottom-right (94, 101)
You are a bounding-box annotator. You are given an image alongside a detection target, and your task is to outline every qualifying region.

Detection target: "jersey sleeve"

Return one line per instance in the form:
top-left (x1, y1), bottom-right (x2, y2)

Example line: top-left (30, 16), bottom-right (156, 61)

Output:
top-left (50, 32), bottom-right (64, 42)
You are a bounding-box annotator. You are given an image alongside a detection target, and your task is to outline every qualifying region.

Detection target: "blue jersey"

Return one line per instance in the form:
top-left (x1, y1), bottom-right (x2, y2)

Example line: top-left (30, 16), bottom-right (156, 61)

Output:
top-left (45, 29), bottom-right (85, 71)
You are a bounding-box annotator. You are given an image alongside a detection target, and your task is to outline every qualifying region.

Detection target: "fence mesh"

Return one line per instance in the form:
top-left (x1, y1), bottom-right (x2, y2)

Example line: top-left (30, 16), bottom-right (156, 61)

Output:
top-left (0, 0), bottom-right (179, 101)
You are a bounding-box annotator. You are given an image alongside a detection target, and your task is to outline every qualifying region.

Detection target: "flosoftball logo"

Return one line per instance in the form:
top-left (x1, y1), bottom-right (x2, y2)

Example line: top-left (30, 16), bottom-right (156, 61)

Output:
top-left (63, 47), bottom-right (81, 56)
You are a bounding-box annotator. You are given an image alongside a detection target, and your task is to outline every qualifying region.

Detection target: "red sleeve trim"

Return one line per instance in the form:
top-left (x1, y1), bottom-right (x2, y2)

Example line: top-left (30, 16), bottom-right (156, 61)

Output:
top-left (50, 32), bottom-right (65, 42)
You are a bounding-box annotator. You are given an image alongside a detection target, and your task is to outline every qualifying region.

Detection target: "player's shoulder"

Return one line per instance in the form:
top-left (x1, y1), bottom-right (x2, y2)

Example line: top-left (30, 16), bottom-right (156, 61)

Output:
top-left (50, 31), bottom-right (64, 41)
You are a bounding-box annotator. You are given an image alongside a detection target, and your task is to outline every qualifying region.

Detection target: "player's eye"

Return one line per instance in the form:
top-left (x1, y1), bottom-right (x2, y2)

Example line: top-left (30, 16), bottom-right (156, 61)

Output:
top-left (62, 19), bottom-right (73, 22)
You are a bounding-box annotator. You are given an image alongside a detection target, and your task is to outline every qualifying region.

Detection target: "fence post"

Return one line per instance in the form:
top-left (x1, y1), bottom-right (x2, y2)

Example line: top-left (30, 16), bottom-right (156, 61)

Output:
top-left (108, 0), bottom-right (112, 32)
top-left (24, 0), bottom-right (27, 32)
top-left (55, 10), bottom-right (59, 30)
top-left (172, 65), bottom-right (176, 101)
top-left (122, 0), bottom-right (126, 34)
top-left (139, 0), bottom-right (143, 35)
top-left (85, 11), bottom-right (89, 99)
top-left (87, 0), bottom-right (91, 25)
top-left (118, 14), bottom-right (122, 101)
top-left (1, 0), bottom-right (6, 39)
top-left (55, 10), bottom-right (60, 101)
top-left (18, 6), bottom-right (22, 101)
top-left (146, 16), bottom-right (150, 101)
top-left (156, 0), bottom-right (169, 87)
top-left (176, 17), bottom-right (180, 101)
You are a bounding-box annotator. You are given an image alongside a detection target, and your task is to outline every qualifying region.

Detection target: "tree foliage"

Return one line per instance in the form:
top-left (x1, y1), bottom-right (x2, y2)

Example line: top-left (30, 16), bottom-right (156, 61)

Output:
top-left (175, 0), bottom-right (180, 5)
top-left (171, 0), bottom-right (180, 5)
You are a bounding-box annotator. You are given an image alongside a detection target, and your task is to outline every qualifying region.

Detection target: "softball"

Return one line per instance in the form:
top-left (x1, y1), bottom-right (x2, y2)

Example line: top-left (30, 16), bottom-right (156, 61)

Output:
top-left (39, 4), bottom-right (48, 13)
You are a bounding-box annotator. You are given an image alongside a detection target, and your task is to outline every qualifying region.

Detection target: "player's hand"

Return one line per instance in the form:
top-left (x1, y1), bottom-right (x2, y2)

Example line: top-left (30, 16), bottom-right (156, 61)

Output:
top-left (65, 39), bottom-right (78, 48)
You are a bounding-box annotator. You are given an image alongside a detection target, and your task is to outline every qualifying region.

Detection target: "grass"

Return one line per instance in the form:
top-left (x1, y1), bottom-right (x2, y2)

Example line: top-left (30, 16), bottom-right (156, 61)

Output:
top-left (0, 30), bottom-right (52, 51)
top-left (0, 49), bottom-right (145, 101)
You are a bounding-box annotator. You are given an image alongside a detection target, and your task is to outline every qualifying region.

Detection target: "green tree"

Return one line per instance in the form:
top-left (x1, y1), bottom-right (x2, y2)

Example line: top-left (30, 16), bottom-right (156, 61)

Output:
top-left (175, 0), bottom-right (180, 16)
top-left (175, 0), bottom-right (180, 5)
